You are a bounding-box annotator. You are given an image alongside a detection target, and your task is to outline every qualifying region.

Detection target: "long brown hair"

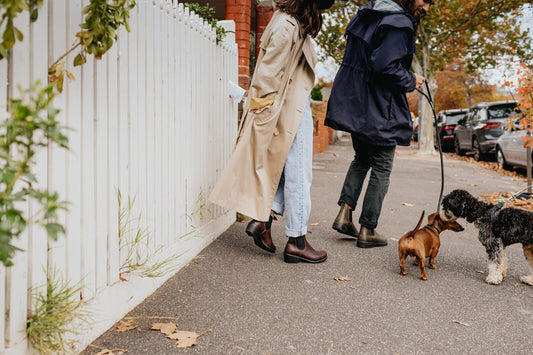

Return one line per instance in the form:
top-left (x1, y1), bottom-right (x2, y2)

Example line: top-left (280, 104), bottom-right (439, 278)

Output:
top-left (275, 0), bottom-right (326, 38)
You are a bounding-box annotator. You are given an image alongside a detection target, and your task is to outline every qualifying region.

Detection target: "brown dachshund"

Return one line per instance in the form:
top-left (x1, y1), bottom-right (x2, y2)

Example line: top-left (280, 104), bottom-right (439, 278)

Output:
top-left (398, 210), bottom-right (464, 280)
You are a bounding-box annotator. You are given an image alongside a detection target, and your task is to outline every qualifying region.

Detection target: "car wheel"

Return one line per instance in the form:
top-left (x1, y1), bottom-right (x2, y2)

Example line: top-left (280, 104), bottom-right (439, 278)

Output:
top-left (496, 147), bottom-right (510, 170)
top-left (454, 137), bottom-right (465, 156)
top-left (472, 138), bottom-right (484, 161)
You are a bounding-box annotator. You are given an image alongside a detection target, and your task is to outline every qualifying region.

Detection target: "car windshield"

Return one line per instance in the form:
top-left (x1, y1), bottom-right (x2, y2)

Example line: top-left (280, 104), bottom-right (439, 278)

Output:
top-left (444, 112), bottom-right (466, 125)
top-left (488, 104), bottom-right (519, 119)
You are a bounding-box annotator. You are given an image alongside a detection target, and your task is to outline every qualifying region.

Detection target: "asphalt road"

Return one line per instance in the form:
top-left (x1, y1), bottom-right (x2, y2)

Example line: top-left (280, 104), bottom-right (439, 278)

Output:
top-left (82, 135), bottom-right (533, 355)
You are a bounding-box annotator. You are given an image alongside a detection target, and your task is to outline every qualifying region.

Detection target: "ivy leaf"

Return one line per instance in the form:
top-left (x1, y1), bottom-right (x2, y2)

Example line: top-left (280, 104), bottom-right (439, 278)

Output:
top-left (14, 28), bottom-right (23, 42)
top-left (31, 9), bottom-right (39, 22)
top-left (45, 222), bottom-right (65, 240)
top-left (73, 53), bottom-right (86, 67)
top-left (3, 23), bottom-right (16, 50)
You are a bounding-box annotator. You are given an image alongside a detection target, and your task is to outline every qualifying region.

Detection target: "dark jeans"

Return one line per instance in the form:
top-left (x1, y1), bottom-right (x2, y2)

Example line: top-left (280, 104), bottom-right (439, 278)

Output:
top-left (338, 134), bottom-right (396, 229)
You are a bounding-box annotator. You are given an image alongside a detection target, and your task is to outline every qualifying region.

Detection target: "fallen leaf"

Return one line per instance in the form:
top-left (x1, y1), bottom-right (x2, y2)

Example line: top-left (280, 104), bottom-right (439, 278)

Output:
top-left (167, 329), bottom-right (212, 348)
top-left (151, 322), bottom-right (178, 336)
top-left (402, 202), bottom-right (415, 207)
top-left (334, 275), bottom-right (351, 281)
top-left (349, 286), bottom-right (356, 289)
top-left (96, 350), bottom-right (127, 355)
top-left (116, 320), bottom-right (137, 332)
top-left (476, 270), bottom-right (484, 274)
top-left (452, 320), bottom-right (471, 327)
top-left (515, 283), bottom-right (522, 287)
top-left (361, 341), bottom-right (368, 344)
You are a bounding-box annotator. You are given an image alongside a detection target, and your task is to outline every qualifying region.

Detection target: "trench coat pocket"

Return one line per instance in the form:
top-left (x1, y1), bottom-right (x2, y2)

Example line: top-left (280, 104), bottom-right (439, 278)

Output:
top-left (252, 105), bottom-right (277, 125)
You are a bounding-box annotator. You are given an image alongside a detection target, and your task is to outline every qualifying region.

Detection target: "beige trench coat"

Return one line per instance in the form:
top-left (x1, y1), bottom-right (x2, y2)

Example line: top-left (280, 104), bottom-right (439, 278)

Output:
top-left (209, 10), bottom-right (317, 221)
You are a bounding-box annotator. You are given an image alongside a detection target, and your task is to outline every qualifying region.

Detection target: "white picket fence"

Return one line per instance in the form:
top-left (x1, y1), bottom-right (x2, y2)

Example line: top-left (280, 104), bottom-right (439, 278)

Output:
top-left (0, 1), bottom-right (238, 353)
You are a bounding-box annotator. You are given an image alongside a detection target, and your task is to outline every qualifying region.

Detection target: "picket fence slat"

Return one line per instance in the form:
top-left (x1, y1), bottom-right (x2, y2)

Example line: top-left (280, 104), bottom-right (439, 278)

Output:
top-left (2, 0), bottom-right (238, 352)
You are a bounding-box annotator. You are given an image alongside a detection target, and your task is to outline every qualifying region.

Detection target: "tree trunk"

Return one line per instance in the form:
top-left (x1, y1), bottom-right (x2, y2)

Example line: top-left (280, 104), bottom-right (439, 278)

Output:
top-left (416, 26), bottom-right (437, 155)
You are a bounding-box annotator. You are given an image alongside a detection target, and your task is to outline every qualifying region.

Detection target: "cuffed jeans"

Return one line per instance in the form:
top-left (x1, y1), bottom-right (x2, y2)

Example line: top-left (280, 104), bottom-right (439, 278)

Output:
top-left (338, 135), bottom-right (395, 229)
top-left (271, 99), bottom-right (313, 238)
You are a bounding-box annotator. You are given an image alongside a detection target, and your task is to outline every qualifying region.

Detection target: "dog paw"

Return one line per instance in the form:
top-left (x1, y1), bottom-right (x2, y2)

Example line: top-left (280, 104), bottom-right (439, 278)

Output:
top-left (421, 275), bottom-right (428, 281)
top-left (520, 275), bottom-right (533, 286)
top-left (400, 271), bottom-right (407, 276)
top-left (485, 274), bottom-right (503, 285)
top-left (429, 264), bottom-right (437, 269)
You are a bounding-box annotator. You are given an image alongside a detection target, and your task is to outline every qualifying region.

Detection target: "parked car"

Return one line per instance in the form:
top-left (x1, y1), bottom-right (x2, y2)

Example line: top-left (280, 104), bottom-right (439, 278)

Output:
top-left (435, 108), bottom-right (468, 151)
top-left (412, 117), bottom-right (419, 142)
top-left (453, 100), bottom-right (519, 161)
top-left (495, 122), bottom-right (532, 170)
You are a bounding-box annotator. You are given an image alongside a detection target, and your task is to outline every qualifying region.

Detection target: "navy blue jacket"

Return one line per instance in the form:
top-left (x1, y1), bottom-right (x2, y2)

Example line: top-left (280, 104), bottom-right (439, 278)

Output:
top-left (325, 2), bottom-right (417, 146)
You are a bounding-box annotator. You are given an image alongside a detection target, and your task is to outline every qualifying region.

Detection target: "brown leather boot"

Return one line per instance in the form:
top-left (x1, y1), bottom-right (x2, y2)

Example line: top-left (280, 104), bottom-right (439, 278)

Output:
top-left (332, 202), bottom-right (358, 238)
top-left (356, 226), bottom-right (388, 248)
top-left (283, 235), bottom-right (327, 263)
top-left (245, 214), bottom-right (276, 253)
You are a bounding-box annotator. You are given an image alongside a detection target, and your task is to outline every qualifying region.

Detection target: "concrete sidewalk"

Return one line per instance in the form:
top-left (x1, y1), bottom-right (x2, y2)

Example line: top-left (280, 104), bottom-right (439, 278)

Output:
top-left (82, 135), bottom-right (533, 354)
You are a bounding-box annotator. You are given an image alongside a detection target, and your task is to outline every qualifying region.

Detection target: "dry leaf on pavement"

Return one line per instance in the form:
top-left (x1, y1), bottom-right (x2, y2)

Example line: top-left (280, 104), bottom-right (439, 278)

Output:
top-left (96, 348), bottom-right (127, 355)
top-left (115, 320), bottom-right (137, 332)
top-left (402, 202), bottom-right (415, 207)
top-left (334, 275), bottom-right (351, 281)
top-left (151, 322), bottom-right (178, 336)
top-left (452, 320), bottom-right (471, 327)
top-left (167, 329), bottom-right (212, 348)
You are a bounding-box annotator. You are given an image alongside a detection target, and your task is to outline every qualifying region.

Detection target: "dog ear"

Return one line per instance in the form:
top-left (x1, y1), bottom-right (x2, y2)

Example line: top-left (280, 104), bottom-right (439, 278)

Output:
top-left (428, 212), bottom-right (438, 225)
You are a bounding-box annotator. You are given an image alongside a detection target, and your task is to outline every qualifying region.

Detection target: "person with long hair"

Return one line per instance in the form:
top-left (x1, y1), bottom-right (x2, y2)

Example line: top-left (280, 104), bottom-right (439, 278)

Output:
top-left (326, 0), bottom-right (436, 248)
top-left (210, 0), bottom-right (335, 263)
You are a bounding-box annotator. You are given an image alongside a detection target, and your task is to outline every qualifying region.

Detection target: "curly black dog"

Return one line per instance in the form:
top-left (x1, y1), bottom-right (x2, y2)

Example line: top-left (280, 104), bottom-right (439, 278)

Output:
top-left (440, 189), bottom-right (533, 286)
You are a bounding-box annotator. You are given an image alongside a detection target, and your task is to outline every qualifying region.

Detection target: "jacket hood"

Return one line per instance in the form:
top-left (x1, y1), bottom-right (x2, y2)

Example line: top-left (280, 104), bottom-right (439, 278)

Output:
top-left (346, 1), bottom-right (417, 38)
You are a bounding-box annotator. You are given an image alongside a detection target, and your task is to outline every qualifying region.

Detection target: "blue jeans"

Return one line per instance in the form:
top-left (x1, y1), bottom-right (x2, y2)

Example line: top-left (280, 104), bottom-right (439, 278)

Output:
top-left (271, 100), bottom-right (313, 238)
top-left (338, 135), bottom-right (396, 229)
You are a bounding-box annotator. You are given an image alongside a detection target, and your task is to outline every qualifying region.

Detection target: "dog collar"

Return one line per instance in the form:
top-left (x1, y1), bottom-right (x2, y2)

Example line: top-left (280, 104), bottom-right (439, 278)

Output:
top-left (427, 224), bottom-right (440, 234)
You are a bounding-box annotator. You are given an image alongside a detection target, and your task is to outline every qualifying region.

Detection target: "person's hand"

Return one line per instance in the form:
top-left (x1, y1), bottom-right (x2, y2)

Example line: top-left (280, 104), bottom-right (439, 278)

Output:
top-left (415, 73), bottom-right (425, 89)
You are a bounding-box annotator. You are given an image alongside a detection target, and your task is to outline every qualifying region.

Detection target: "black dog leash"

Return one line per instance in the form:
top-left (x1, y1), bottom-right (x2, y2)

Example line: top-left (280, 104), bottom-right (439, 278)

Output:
top-left (489, 184), bottom-right (533, 221)
top-left (417, 81), bottom-right (444, 211)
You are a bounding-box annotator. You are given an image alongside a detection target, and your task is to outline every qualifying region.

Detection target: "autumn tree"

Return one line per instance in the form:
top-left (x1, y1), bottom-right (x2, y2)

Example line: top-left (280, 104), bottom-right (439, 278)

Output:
top-left (433, 60), bottom-right (511, 111)
top-left (316, 0), bottom-right (533, 153)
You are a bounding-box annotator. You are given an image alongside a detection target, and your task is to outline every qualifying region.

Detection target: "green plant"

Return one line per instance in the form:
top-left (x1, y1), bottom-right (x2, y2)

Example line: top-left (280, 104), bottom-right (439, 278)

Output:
top-left (117, 189), bottom-right (185, 279)
top-left (49, 0), bottom-right (136, 92)
top-left (186, 187), bottom-right (212, 229)
top-left (0, 81), bottom-right (69, 266)
top-left (26, 269), bottom-right (89, 354)
top-left (0, 0), bottom-right (44, 59)
top-left (310, 84), bottom-right (324, 101)
top-left (184, 2), bottom-right (226, 44)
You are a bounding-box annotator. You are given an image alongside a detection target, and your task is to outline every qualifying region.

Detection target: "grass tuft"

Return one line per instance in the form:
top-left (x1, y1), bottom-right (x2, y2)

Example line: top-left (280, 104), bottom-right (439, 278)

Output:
top-left (117, 189), bottom-right (187, 279)
top-left (26, 270), bottom-right (89, 354)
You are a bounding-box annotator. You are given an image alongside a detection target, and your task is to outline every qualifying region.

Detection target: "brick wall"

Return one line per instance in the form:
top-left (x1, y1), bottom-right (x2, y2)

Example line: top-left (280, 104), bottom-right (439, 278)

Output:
top-left (312, 101), bottom-right (333, 155)
top-left (225, 0), bottom-right (252, 89)
top-left (255, 5), bottom-right (274, 60)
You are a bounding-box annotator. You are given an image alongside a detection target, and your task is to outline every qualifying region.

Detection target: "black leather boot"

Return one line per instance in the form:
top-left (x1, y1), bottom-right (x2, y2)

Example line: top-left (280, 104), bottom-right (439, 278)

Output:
top-left (356, 226), bottom-right (388, 248)
top-left (246, 213), bottom-right (276, 253)
top-left (283, 235), bottom-right (327, 263)
top-left (332, 202), bottom-right (358, 238)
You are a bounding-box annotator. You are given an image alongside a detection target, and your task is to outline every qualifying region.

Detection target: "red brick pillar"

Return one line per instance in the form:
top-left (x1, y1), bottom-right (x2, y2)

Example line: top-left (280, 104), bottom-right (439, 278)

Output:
top-left (255, 5), bottom-right (274, 61)
top-left (225, 0), bottom-right (252, 90)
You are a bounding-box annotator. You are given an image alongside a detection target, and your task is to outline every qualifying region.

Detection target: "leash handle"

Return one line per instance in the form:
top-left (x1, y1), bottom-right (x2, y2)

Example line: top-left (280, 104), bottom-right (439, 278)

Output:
top-left (500, 184), bottom-right (533, 204)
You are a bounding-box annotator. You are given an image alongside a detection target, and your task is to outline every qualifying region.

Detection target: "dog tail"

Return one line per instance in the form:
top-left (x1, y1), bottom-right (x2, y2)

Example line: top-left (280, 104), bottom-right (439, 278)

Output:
top-left (407, 210), bottom-right (425, 238)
